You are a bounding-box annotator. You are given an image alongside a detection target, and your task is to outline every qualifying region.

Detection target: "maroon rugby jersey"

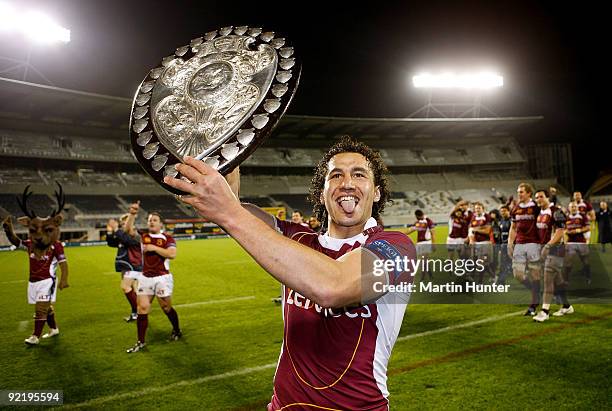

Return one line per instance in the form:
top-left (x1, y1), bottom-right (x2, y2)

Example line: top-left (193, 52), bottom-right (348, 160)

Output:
top-left (536, 205), bottom-right (566, 256)
top-left (448, 214), bottom-right (464, 239)
top-left (413, 217), bottom-right (435, 243)
top-left (141, 232), bottom-right (176, 277)
top-left (460, 210), bottom-right (473, 238)
top-left (268, 217), bottom-right (416, 411)
top-left (576, 200), bottom-right (593, 218)
top-left (470, 213), bottom-right (492, 242)
top-left (510, 200), bottom-right (540, 244)
top-left (21, 240), bottom-right (66, 282)
top-left (566, 213), bottom-right (589, 243)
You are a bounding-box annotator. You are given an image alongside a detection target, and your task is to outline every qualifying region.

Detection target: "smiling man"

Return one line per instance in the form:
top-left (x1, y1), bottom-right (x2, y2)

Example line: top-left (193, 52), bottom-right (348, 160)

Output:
top-left (165, 137), bottom-right (415, 410)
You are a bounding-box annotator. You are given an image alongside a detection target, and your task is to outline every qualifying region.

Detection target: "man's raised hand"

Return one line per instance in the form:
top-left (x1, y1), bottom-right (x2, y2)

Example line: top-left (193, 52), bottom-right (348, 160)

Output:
top-left (164, 156), bottom-right (242, 226)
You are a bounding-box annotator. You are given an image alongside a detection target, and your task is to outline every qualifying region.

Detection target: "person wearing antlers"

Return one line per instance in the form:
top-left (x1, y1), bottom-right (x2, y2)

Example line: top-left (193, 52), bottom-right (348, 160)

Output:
top-left (2, 184), bottom-right (69, 345)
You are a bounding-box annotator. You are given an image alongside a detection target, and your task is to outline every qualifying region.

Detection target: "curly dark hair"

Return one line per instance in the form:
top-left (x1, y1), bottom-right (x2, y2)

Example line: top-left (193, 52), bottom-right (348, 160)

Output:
top-left (308, 136), bottom-right (391, 226)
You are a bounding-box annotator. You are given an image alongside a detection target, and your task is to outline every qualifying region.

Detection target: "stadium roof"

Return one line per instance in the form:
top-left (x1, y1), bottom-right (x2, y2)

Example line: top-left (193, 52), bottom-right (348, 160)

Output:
top-left (0, 77), bottom-right (542, 144)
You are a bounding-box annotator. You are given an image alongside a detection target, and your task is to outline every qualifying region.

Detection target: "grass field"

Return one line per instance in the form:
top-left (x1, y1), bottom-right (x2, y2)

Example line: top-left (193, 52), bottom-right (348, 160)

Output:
top-left (0, 226), bottom-right (610, 410)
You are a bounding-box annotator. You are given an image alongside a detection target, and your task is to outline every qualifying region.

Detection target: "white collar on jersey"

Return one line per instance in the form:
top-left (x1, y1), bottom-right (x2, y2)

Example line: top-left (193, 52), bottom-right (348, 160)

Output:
top-left (518, 199), bottom-right (536, 207)
top-left (318, 217), bottom-right (378, 251)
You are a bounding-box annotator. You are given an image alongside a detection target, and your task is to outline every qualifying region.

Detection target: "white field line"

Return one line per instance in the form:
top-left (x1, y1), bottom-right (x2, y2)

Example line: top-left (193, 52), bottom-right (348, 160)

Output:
top-left (174, 295), bottom-right (255, 308)
top-left (0, 279), bottom-right (26, 284)
top-left (396, 310), bottom-right (524, 342)
top-left (61, 309), bottom-right (523, 409)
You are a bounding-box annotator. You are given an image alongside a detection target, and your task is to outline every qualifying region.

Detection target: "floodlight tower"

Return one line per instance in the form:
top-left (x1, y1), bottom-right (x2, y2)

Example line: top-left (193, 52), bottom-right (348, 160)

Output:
top-left (0, 2), bottom-right (71, 85)
top-left (409, 71), bottom-right (503, 118)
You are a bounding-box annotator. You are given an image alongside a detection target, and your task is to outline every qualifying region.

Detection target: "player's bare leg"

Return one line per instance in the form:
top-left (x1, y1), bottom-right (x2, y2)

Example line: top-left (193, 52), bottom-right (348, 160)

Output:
top-left (127, 295), bottom-right (152, 353)
top-left (534, 259), bottom-right (561, 322)
top-left (552, 266), bottom-right (574, 316)
top-left (120, 274), bottom-right (138, 322)
top-left (512, 262), bottom-right (536, 316)
top-left (42, 304), bottom-right (60, 338)
top-left (26, 301), bottom-right (52, 345)
top-left (526, 262), bottom-right (542, 314)
top-left (158, 296), bottom-right (181, 341)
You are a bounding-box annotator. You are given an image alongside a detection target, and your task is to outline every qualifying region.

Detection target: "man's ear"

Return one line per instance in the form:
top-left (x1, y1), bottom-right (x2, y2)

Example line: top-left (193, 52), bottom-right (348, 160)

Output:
top-left (374, 186), bottom-right (381, 203)
top-left (17, 216), bottom-right (31, 227)
top-left (52, 214), bottom-right (64, 227)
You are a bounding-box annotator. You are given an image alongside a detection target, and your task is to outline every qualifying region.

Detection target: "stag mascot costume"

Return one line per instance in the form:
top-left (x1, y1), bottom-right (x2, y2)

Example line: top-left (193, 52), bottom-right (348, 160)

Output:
top-left (2, 184), bottom-right (69, 345)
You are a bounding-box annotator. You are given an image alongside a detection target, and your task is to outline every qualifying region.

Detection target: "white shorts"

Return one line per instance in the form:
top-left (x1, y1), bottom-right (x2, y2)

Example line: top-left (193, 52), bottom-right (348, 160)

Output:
top-left (544, 255), bottom-right (564, 272)
top-left (513, 243), bottom-right (541, 264)
top-left (446, 237), bottom-right (465, 250)
top-left (28, 278), bottom-right (57, 304)
top-left (566, 243), bottom-right (589, 257)
top-left (474, 241), bottom-right (492, 259)
top-left (123, 270), bottom-right (141, 280)
top-left (137, 273), bottom-right (174, 298)
top-left (417, 240), bottom-right (433, 256)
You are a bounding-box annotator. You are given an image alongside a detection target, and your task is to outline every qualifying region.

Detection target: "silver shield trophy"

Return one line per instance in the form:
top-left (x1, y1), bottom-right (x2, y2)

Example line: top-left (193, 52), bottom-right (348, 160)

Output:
top-left (130, 26), bottom-right (300, 194)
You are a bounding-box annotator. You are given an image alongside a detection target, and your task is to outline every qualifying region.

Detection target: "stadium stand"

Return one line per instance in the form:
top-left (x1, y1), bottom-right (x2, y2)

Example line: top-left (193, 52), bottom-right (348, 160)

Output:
top-left (0, 193), bottom-right (56, 217)
top-left (120, 195), bottom-right (192, 219)
top-left (0, 78), bottom-right (578, 241)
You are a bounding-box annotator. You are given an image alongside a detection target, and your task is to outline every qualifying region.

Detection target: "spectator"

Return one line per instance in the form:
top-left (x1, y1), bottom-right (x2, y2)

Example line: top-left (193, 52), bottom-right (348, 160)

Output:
top-left (596, 201), bottom-right (612, 252)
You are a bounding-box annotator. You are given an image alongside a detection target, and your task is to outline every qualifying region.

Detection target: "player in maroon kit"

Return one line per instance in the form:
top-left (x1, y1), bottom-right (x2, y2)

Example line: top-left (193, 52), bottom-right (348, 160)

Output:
top-left (407, 209), bottom-right (435, 280)
top-left (165, 137), bottom-right (416, 410)
top-left (565, 201), bottom-right (591, 286)
top-left (447, 202), bottom-right (467, 258)
top-left (532, 189), bottom-right (572, 322)
top-left (126, 209), bottom-right (180, 353)
top-left (469, 202), bottom-right (493, 283)
top-left (106, 203), bottom-right (142, 322)
top-left (573, 191), bottom-right (595, 244)
top-left (2, 185), bottom-right (69, 345)
top-left (508, 183), bottom-right (542, 316)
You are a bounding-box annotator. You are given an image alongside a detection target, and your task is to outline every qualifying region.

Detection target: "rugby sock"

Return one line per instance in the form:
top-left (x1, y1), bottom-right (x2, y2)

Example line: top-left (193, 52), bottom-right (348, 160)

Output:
top-left (125, 290), bottom-right (137, 313)
top-left (33, 319), bottom-right (45, 337)
top-left (541, 304), bottom-right (550, 315)
top-left (165, 308), bottom-right (180, 332)
top-left (137, 314), bottom-right (148, 343)
top-left (558, 288), bottom-right (570, 306)
top-left (521, 279), bottom-right (532, 290)
top-left (530, 281), bottom-right (541, 305)
top-left (46, 311), bottom-right (57, 329)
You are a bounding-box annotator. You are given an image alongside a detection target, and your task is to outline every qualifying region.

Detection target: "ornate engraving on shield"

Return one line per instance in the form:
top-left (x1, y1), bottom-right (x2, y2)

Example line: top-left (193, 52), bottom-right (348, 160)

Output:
top-left (130, 26), bottom-right (300, 194)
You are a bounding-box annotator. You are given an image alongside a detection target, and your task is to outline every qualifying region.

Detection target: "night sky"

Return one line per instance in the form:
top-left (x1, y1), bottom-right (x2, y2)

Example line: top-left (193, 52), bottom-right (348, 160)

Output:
top-left (0, 0), bottom-right (607, 191)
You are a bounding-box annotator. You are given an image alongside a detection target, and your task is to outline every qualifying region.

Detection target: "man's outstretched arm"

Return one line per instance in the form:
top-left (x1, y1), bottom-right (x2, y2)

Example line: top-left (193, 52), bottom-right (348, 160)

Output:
top-left (166, 157), bottom-right (370, 308)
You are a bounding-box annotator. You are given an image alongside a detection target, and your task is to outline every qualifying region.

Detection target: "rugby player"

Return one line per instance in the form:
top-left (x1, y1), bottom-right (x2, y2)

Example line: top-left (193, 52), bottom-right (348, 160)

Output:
top-left (106, 203), bottom-right (142, 322)
top-left (532, 189), bottom-right (572, 322)
top-left (165, 137), bottom-right (416, 410)
top-left (407, 209), bottom-right (436, 281)
top-left (126, 209), bottom-right (181, 353)
top-left (573, 191), bottom-right (595, 243)
top-left (565, 201), bottom-right (591, 286)
top-left (291, 210), bottom-right (309, 227)
top-left (447, 202), bottom-right (466, 258)
top-left (508, 183), bottom-right (541, 316)
top-left (469, 202), bottom-right (493, 283)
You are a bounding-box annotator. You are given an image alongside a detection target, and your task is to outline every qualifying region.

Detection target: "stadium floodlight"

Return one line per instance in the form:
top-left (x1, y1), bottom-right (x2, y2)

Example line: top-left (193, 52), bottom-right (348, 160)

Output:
top-left (412, 71), bottom-right (503, 89)
top-left (0, 2), bottom-right (70, 43)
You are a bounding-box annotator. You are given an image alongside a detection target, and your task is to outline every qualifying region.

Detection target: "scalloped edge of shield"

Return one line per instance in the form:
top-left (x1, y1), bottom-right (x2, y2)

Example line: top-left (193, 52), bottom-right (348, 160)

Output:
top-left (129, 25), bottom-right (301, 195)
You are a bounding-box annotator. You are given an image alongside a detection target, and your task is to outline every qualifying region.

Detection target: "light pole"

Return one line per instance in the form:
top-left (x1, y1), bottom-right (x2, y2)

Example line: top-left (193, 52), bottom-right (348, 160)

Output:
top-left (409, 71), bottom-right (503, 118)
top-left (0, 2), bottom-right (71, 85)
